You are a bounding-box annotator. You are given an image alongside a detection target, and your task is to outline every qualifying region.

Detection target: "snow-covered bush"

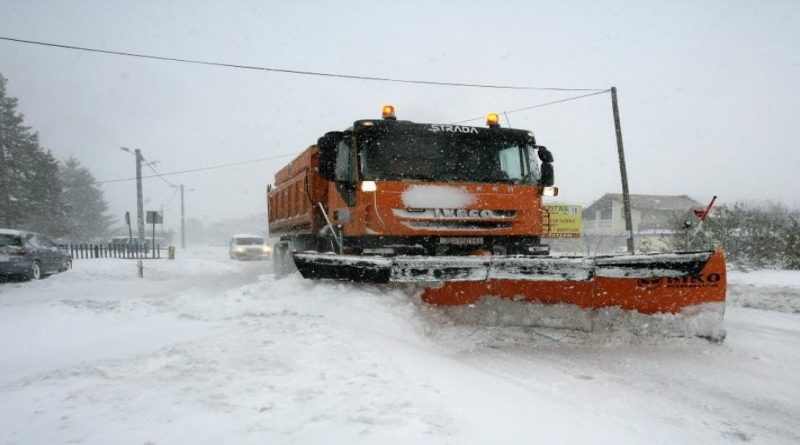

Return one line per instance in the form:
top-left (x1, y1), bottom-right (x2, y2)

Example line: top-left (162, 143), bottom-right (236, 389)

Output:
top-left (669, 201), bottom-right (800, 270)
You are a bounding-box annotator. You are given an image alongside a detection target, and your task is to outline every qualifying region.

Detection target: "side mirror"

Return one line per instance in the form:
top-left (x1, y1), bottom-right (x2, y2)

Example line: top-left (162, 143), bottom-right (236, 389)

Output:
top-left (537, 146), bottom-right (554, 163)
top-left (540, 162), bottom-right (554, 187)
top-left (317, 131), bottom-right (342, 181)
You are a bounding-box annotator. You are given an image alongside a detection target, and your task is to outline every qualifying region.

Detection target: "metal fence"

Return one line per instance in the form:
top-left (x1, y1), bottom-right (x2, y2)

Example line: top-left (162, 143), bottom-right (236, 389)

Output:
top-left (62, 243), bottom-right (165, 260)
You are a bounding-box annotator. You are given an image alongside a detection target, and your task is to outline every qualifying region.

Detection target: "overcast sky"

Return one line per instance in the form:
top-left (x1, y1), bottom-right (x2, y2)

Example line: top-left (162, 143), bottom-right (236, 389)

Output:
top-left (1, 0), bottom-right (798, 234)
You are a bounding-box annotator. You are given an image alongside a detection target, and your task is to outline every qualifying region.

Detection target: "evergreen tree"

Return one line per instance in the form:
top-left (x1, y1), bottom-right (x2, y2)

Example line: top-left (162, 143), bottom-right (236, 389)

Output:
top-left (0, 73), bottom-right (29, 227)
top-left (0, 73), bottom-right (68, 235)
top-left (59, 157), bottom-right (113, 241)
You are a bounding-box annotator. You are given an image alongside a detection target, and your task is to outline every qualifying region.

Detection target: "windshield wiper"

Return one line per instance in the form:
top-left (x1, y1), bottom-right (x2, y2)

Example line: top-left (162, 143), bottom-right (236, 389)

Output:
top-left (400, 173), bottom-right (436, 181)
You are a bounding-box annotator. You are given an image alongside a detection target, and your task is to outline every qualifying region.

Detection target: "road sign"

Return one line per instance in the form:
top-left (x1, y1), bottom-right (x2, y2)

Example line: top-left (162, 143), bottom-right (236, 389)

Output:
top-left (542, 204), bottom-right (582, 238)
top-left (146, 211), bottom-right (163, 224)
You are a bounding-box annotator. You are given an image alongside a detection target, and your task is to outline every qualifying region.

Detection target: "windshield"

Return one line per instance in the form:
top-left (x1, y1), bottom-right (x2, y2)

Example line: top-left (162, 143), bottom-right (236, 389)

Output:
top-left (235, 237), bottom-right (264, 245)
top-left (359, 129), bottom-right (537, 184)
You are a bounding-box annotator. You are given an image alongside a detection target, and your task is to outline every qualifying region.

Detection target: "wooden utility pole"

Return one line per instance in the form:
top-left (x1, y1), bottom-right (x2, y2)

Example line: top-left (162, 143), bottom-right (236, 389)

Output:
top-left (134, 148), bottom-right (145, 243)
top-left (610, 87), bottom-right (635, 254)
top-left (180, 184), bottom-right (186, 249)
top-left (0, 128), bottom-right (7, 227)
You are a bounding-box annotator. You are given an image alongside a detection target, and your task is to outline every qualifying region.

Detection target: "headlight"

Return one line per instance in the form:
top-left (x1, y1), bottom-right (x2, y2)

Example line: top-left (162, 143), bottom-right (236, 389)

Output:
top-left (235, 247), bottom-right (245, 252)
top-left (262, 245), bottom-right (272, 253)
top-left (542, 186), bottom-right (559, 197)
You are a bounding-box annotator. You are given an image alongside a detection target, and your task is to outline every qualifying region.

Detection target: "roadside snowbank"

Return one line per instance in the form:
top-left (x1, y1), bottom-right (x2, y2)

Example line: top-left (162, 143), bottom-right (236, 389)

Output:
top-left (728, 270), bottom-right (800, 313)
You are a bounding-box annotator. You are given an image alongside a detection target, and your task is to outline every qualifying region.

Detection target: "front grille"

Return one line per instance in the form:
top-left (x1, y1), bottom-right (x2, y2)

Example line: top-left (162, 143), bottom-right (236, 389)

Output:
top-left (393, 209), bottom-right (518, 220)
top-left (402, 221), bottom-right (513, 231)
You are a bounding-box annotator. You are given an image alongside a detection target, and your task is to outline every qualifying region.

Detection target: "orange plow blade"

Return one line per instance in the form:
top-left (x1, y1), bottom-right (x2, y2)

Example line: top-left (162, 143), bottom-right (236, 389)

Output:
top-left (294, 249), bottom-right (728, 340)
top-left (422, 250), bottom-right (726, 313)
top-left (422, 250), bottom-right (727, 341)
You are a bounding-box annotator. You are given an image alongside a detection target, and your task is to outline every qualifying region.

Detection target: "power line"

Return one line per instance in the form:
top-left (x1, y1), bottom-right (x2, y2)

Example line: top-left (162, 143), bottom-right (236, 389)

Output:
top-left (140, 155), bottom-right (176, 188)
top-left (164, 185), bottom-right (180, 209)
top-left (451, 89), bottom-right (611, 124)
top-left (96, 152), bottom-right (298, 184)
top-left (99, 90), bottom-right (609, 185)
top-left (0, 35), bottom-right (605, 92)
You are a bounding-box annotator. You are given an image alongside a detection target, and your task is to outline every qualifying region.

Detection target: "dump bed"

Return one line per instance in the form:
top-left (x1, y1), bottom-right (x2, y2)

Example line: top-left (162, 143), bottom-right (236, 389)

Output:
top-left (267, 146), bottom-right (328, 236)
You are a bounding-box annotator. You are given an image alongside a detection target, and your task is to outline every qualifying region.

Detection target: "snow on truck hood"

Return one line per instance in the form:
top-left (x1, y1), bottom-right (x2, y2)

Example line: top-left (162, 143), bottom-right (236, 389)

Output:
top-left (400, 185), bottom-right (476, 208)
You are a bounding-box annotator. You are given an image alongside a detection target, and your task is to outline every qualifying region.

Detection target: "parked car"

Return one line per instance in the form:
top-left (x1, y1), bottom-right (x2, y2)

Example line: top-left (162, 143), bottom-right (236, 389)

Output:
top-left (229, 234), bottom-right (271, 260)
top-left (0, 229), bottom-right (72, 280)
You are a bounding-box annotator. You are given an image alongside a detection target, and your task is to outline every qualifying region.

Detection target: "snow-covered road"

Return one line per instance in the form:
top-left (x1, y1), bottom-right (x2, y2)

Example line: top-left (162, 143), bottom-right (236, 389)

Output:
top-left (1, 247), bottom-right (798, 444)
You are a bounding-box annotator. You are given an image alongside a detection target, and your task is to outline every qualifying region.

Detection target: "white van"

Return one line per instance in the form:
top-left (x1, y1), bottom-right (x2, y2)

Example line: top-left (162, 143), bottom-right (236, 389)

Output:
top-left (229, 234), bottom-right (271, 260)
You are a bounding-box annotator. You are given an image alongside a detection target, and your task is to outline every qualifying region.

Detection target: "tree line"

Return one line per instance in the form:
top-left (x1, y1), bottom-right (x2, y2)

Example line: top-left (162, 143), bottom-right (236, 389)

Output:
top-left (0, 73), bottom-right (112, 241)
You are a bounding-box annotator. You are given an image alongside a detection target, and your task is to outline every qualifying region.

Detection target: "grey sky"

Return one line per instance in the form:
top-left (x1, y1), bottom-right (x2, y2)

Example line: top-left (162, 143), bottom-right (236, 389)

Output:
top-left (1, 0), bottom-right (798, 234)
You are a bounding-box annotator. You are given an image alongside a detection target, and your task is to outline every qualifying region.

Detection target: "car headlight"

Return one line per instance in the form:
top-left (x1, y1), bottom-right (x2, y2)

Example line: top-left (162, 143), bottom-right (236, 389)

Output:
top-left (262, 245), bottom-right (272, 253)
top-left (235, 247), bottom-right (245, 252)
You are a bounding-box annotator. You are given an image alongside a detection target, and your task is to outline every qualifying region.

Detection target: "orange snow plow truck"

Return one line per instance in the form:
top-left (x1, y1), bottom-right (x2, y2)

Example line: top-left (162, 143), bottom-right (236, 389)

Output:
top-left (268, 106), bottom-right (727, 339)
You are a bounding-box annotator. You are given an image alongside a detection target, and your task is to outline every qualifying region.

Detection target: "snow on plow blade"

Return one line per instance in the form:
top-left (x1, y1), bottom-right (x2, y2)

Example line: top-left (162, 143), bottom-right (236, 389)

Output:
top-left (293, 250), bottom-right (727, 339)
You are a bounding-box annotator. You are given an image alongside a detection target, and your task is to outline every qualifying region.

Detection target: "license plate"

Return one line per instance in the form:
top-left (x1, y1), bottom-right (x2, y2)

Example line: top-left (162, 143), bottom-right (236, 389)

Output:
top-left (439, 237), bottom-right (483, 246)
top-left (0, 254), bottom-right (8, 262)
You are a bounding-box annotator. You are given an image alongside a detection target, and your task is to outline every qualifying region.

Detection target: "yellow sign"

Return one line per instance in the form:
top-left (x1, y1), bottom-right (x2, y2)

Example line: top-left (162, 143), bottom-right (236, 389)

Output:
top-left (542, 204), bottom-right (582, 238)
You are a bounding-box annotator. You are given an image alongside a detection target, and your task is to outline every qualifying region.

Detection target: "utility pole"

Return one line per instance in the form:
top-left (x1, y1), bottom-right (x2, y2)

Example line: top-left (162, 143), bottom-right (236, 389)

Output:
top-left (180, 184), bottom-right (186, 249)
top-left (610, 87), bottom-right (635, 254)
top-left (0, 130), bottom-right (7, 227)
top-left (134, 148), bottom-right (145, 243)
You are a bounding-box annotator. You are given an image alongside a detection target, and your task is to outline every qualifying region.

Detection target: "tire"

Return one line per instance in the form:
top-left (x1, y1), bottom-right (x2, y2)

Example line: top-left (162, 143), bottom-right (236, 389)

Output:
top-left (59, 259), bottom-right (72, 272)
top-left (28, 261), bottom-right (42, 280)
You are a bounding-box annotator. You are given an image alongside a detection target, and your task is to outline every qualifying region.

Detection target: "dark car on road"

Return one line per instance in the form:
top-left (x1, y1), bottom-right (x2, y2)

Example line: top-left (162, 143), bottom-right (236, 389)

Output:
top-left (0, 229), bottom-right (72, 280)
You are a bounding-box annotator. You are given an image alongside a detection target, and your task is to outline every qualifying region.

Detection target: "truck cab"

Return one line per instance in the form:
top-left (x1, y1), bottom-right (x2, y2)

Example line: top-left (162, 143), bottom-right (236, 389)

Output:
top-left (268, 107), bottom-right (556, 259)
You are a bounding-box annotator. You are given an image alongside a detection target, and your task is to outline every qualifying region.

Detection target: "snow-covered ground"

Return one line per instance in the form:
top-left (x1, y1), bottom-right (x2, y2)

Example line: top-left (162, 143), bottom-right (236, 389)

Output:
top-left (1, 247), bottom-right (799, 444)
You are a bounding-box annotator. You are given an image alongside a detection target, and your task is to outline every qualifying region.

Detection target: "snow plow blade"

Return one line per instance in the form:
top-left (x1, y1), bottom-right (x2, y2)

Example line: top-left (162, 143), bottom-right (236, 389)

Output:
top-left (293, 249), bottom-right (726, 313)
top-left (294, 249), bottom-right (727, 340)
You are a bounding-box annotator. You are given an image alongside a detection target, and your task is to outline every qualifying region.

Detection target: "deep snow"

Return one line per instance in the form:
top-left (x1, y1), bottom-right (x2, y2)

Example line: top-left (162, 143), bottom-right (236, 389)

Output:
top-left (1, 247), bottom-right (798, 444)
